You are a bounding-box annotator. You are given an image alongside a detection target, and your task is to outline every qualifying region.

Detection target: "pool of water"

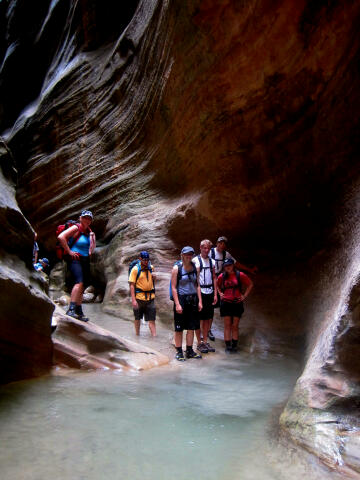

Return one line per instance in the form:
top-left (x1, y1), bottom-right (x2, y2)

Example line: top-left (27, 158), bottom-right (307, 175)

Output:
top-left (0, 349), bottom-right (339, 480)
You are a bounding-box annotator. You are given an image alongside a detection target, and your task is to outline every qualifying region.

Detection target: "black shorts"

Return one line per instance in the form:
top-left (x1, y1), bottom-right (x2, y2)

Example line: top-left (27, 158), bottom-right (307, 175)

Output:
top-left (220, 300), bottom-right (244, 318)
top-left (174, 294), bottom-right (200, 332)
top-left (67, 257), bottom-right (91, 287)
top-left (133, 299), bottom-right (156, 321)
top-left (199, 292), bottom-right (214, 320)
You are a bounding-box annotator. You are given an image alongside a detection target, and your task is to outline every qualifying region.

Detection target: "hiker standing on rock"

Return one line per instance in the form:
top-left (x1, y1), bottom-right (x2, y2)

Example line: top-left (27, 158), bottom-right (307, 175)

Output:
top-left (57, 210), bottom-right (96, 322)
top-left (208, 235), bottom-right (257, 341)
top-left (171, 246), bottom-right (203, 361)
top-left (217, 258), bottom-right (253, 353)
top-left (129, 251), bottom-right (157, 336)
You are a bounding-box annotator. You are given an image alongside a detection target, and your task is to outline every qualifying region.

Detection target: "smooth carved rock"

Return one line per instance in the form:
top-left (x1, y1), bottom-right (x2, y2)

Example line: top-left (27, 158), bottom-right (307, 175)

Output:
top-left (0, 158), bottom-right (54, 384)
top-left (52, 306), bottom-right (169, 371)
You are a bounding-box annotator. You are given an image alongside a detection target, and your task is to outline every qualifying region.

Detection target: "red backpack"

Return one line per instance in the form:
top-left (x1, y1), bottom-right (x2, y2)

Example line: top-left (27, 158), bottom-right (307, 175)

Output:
top-left (55, 220), bottom-right (82, 259)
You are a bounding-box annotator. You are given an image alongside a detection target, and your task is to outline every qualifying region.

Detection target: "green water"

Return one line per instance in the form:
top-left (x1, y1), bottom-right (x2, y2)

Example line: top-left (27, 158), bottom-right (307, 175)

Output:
top-left (0, 350), bottom-right (338, 480)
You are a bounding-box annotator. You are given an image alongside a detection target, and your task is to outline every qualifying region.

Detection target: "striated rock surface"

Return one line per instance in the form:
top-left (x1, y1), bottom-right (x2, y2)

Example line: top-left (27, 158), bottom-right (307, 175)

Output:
top-left (0, 145), bottom-right (54, 384)
top-left (1, 0), bottom-right (360, 472)
top-left (52, 306), bottom-right (169, 371)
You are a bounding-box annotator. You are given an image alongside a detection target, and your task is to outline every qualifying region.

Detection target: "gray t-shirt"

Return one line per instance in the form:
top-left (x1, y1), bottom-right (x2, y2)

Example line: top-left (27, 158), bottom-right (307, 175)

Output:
top-left (177, 263), bottom-right (197, 296)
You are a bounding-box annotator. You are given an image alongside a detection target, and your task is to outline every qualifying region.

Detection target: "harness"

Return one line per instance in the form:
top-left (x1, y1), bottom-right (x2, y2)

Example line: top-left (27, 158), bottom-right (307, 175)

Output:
top-left (210, 247), bottom-right (226, 274)
top-left (219, 270), bottom-right (242, 300)
top-left (197, 255), bottom-right (214, 289)
top-left (134, 264), bottom-right (155, 300)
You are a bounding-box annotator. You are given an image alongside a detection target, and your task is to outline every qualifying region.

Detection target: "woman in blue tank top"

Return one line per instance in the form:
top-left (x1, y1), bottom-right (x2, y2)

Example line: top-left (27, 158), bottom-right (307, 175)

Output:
top-left (171, 246), bottom-right (203, 361)
top-left (57, 210), bottom-right (96, 322)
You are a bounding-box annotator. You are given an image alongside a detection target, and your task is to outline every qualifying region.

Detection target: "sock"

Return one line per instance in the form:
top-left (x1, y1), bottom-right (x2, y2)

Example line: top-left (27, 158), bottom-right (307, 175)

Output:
top-left (186, 345), bottom-right (193, 353)
top-left (176, 347), bottom-right (183, 353)
top-left (69, 301), bottom-right (76, 309)
top-left (225, 340), bottom-right (232, 349)
top-left (232, 340), bottom-right (238, 348)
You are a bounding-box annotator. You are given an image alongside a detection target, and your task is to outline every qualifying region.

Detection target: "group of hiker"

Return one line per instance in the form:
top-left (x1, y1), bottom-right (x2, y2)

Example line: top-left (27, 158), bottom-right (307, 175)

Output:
top-left (55, 209), bottom-right (255, 361)
top-left (130, 237), bottom-right (255, 361)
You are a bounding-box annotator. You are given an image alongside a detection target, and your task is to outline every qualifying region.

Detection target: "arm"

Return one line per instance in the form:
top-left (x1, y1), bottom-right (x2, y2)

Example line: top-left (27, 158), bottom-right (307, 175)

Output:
top-left (129, 282), bottom-right (138, 309)
top-left (217, 275), bottom-right (224, 300)
top-left (58, 225), bottom-right (80, 259)
top-left (171, 266), bottom-right (182, 314)
top-left (196, 268), bottom-right (203, 311)
top-left (234, 260), bottom-right (258, 275)
top-left (89, 231), bottom-right (96, 255)
top-left (212, 267), bottom-right (218, 304)
top-left (239, 273), bottom-right (253, 302)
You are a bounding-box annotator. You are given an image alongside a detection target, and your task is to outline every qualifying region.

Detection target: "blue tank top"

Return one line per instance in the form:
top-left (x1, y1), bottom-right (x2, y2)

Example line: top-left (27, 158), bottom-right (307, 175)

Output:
top-left (71, 234), bottom-right (90, 257)
top-left (177, 263), bottom-right (197, 296)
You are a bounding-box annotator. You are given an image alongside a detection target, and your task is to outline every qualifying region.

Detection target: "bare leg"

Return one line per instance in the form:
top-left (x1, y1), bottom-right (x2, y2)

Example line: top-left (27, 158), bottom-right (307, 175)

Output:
top-left (231, 317), bottom-right (240, 340)
top-left (148, 321), bottom-right (156, 336)
top-left (186, 329), bottom-right (194, 347)
top-left (195, 328), bottom-right (202, 344)
top-left (71, 282), bottom-right (84, 304)
top-left (134, 319), bottom-right (140, 335)
top-left (202, 319), bottom-right (210, 342)
top-left (224, 316), bottom-right (232, 341)
top-left (174, 331), bottom-right (183, 348)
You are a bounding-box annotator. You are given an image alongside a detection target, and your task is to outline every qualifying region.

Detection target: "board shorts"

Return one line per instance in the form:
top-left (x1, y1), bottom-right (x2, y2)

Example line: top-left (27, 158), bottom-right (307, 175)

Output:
top-left (133, 299), bottom-right (156, 321)
top-left (174, 294), bottom-right (200, 332)
top-left (67, 256), bottom-right (91, 287)
top-left (220, 300), bottom-right (244, 318)
top-left (199, 292), bottom-right (215, 320)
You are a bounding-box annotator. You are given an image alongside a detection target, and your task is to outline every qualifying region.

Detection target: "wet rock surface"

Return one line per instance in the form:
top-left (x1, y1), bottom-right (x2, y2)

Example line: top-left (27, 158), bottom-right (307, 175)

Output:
top-left (52, 306), bottom-right (169, 371)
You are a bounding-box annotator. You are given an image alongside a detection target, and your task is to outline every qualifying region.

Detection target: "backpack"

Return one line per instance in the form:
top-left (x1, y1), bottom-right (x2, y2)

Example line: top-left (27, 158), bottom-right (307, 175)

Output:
top-left (210, 247), bottom-right (226, 274)
top-left (55, 220), bottom-right (81, 259)
top-left (218, 269), bottom-right (242, 297)
top-left (196, 255), bottom-right (214, 289)
top-left (128, 259), bottom-right (154, 299)
top-left (169, 260), bottom-right (197, 301)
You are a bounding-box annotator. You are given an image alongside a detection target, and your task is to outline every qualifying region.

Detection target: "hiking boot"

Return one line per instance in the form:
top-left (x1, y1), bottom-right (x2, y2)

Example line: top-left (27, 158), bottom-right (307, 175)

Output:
top-left (208, 329), bottom-right (215, 341)
top-left (75, 305), bottom-right (89, 322)
top-left (66, 306), bottom-right (79, 319)
top-left (186, 349), bottom-right (202, 359)
top-left (175, 351), bottom-right (186, 361)
top-left (205, 342), bottom-right (215, 353)
top-left (197, 342), bottom-right (209, 354)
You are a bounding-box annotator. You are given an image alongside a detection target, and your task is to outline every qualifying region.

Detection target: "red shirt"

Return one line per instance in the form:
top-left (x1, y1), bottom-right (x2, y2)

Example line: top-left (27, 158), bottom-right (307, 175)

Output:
top-left (217, 271), bottom-right (251, 302)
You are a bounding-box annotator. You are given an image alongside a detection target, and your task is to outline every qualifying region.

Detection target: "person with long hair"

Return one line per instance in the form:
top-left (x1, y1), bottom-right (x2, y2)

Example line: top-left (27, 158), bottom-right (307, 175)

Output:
top-left (217, 258), bottom-right (253, 353)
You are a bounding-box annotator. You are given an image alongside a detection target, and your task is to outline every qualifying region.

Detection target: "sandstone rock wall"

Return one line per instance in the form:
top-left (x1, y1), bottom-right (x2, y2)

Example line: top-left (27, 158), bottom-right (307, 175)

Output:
top-left (1, 0), bottom-right (360, 471)
top-left (0, 144), bottom-right (54, 384)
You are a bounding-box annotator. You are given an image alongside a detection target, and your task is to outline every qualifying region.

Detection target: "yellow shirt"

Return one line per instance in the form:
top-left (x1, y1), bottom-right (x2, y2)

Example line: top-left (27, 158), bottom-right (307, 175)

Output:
top-left (129, 265), bottom-right (155, 301)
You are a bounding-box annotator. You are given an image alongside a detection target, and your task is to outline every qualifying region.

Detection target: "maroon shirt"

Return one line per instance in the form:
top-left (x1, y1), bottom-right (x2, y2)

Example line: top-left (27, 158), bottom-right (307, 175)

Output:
top-left (218, 271), bottom-right (251, 302)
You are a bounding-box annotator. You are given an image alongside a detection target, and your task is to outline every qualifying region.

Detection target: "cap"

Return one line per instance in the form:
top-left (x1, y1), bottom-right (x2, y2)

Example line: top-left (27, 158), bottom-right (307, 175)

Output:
top-left (223, 258), bottom-right (234, 267)
top-left (81, 210), bottom-right (93, 219)
top-left (181, 246), bottom-right (195, 255)
top-left (41, 258), bottom-right (49, 265)
top-left (217, 236), bottom-right (228, 243)
top-left (140, 251), bottom-right (150, 259)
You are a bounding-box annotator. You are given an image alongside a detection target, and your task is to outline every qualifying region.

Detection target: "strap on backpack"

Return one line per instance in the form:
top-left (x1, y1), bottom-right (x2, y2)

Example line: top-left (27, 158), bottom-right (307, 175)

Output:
top-left (197, 255), bottom-right (214, 289)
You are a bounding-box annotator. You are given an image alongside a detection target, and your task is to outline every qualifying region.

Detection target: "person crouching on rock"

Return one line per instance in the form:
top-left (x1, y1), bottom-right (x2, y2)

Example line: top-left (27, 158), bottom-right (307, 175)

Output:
top-left (217, 258), bottom-right (253, 353)
top-left (129, 251), bottom-right (157, 336)
top-left (171, 246), bottom-right (203, 361)
top-left (57, 210), bottom-right (96, 322)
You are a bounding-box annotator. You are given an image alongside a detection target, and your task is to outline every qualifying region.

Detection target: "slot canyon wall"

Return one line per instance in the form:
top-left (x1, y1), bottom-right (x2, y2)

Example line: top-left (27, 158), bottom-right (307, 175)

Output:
top-left (0, 0), bottom-right (360, 473)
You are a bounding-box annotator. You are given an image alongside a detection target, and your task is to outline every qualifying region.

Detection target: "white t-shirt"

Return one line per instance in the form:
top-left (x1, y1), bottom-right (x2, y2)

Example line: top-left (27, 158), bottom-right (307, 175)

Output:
top-left (210, 248), bottom-right (236, 275)
top-left (192, 255), bottom-right (215, 294)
